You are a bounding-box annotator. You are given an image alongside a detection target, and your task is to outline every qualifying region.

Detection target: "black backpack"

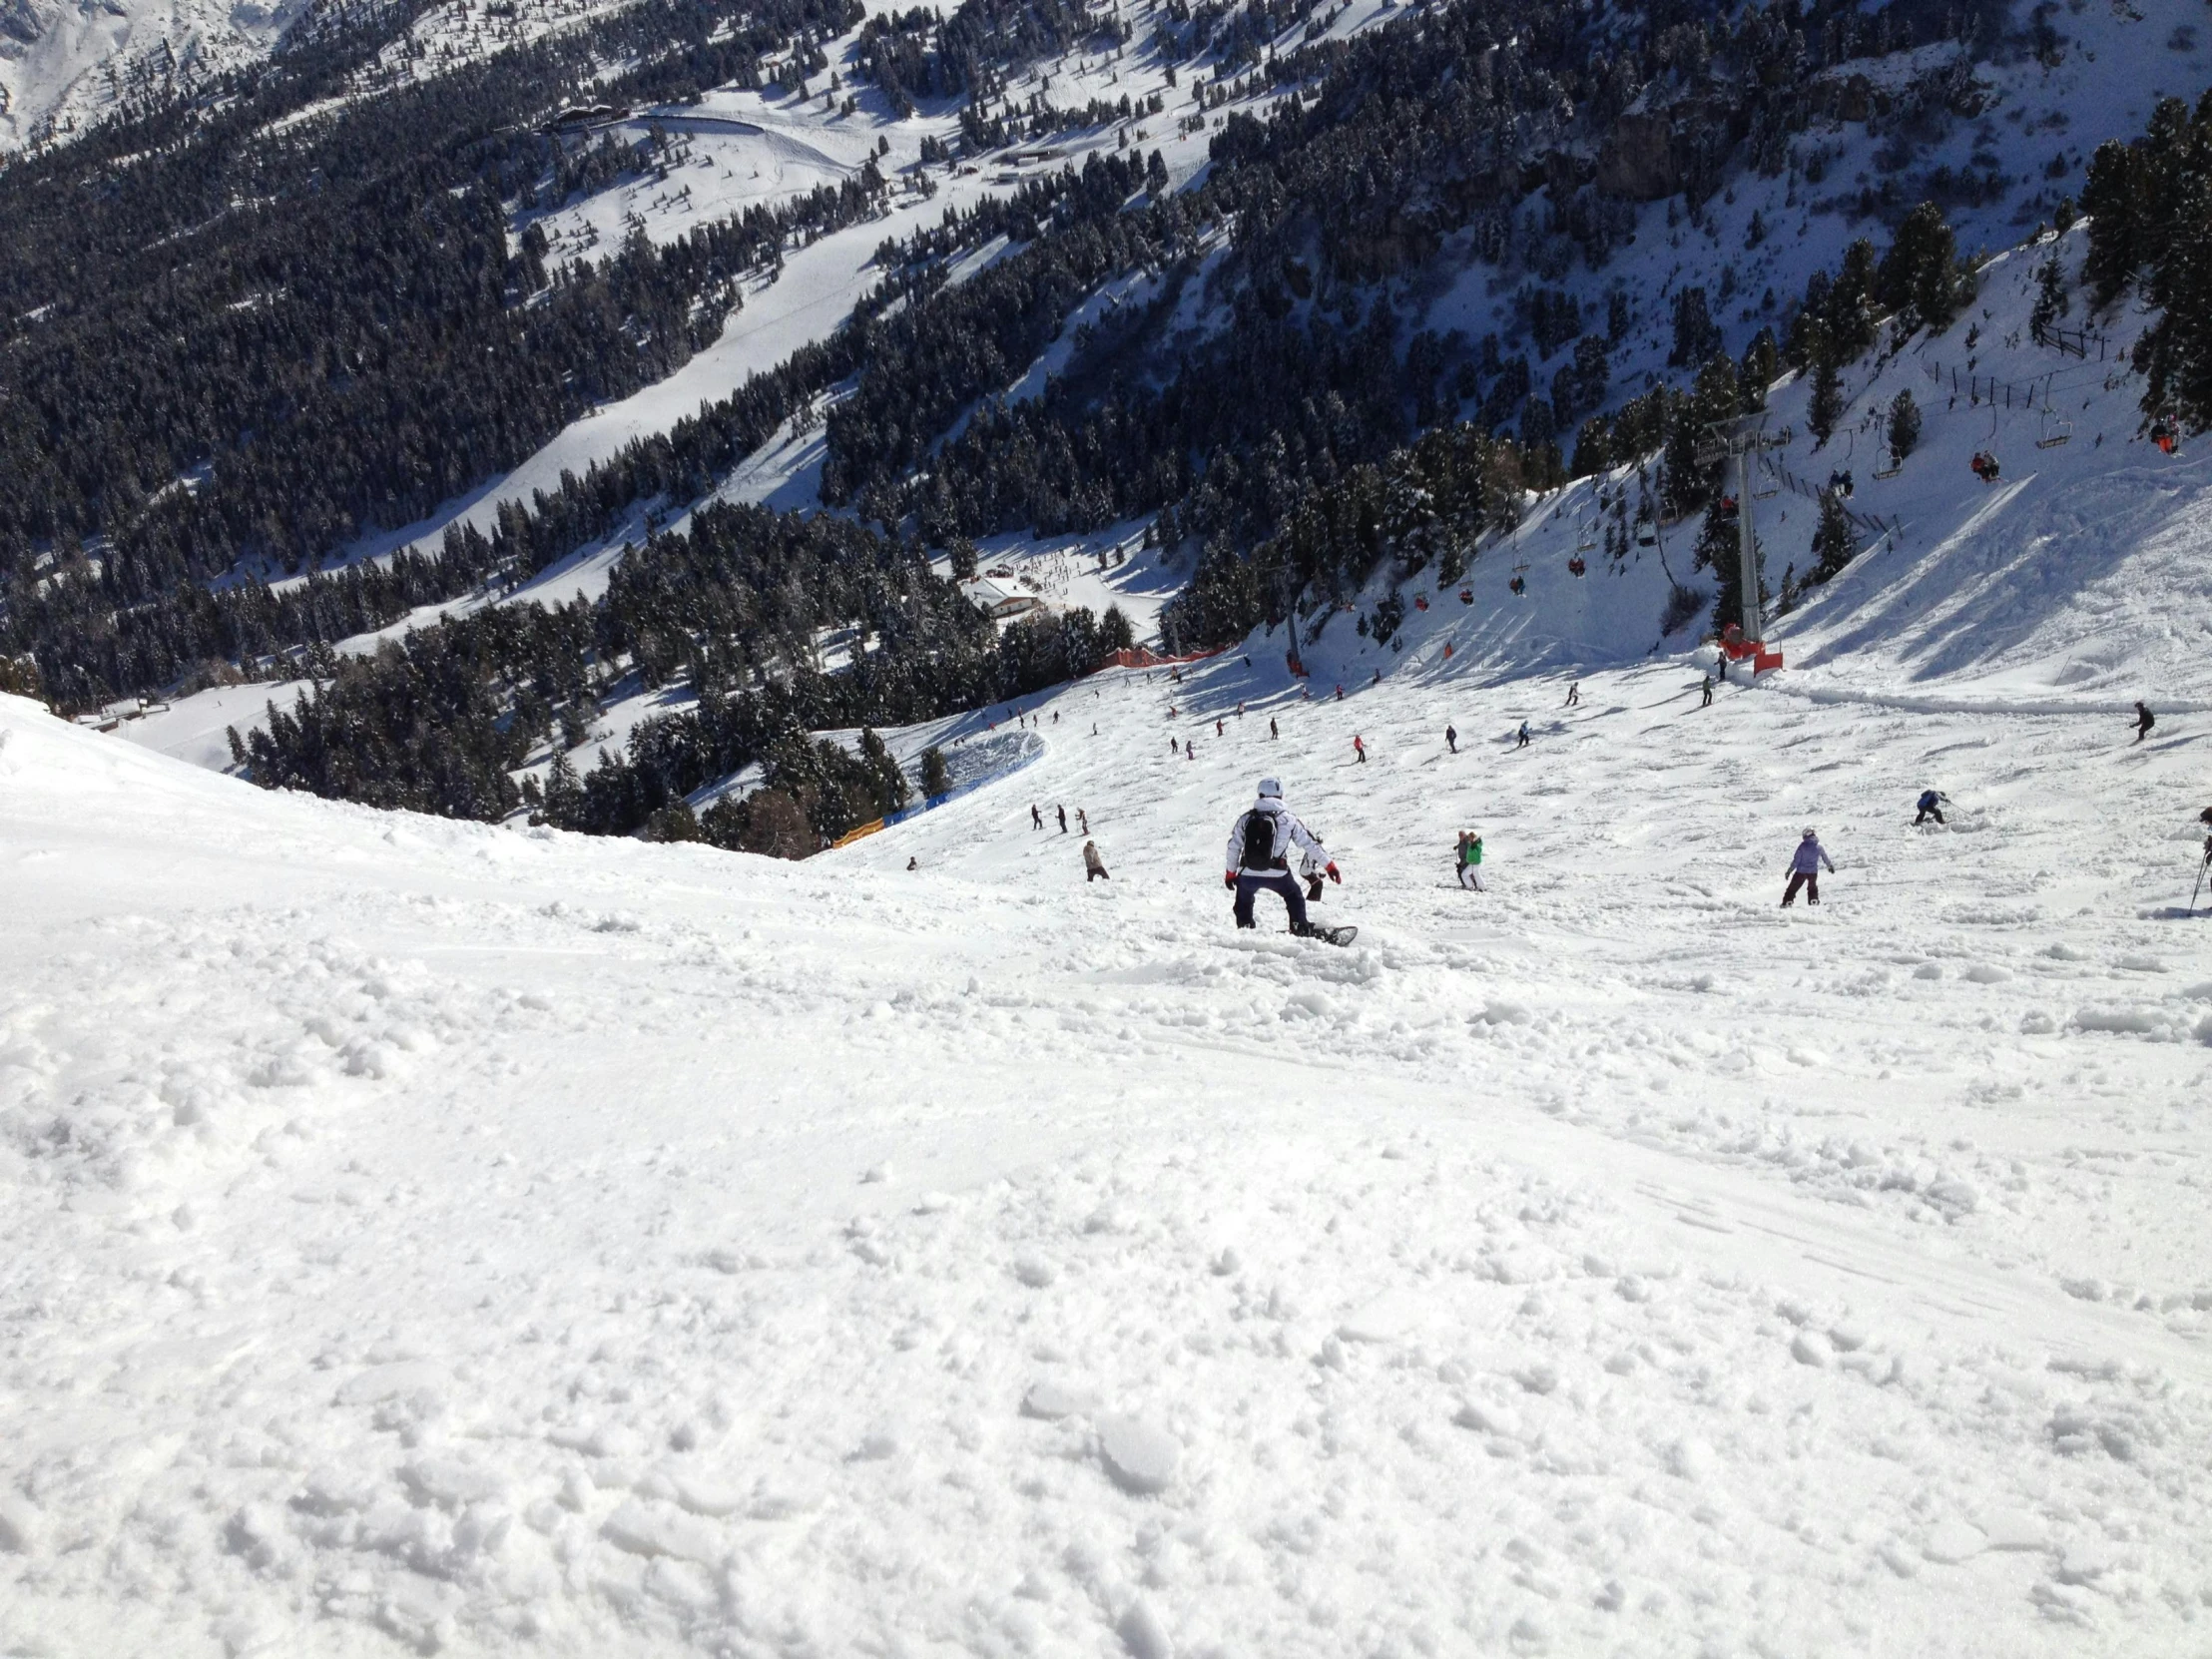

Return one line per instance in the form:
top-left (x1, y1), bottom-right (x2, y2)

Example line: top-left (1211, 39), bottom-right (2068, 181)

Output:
top-left (1241, 808), bottom-right (1278, 871)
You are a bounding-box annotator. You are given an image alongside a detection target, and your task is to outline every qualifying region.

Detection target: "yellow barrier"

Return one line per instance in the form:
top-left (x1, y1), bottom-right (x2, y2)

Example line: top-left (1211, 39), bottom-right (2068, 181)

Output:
top-left (830, 819), bottom-right (886, 849)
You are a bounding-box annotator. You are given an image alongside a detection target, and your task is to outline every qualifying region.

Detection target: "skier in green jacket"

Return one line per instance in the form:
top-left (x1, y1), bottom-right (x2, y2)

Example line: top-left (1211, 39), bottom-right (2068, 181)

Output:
top-left (1455, 830), bottom-right (1485, 891)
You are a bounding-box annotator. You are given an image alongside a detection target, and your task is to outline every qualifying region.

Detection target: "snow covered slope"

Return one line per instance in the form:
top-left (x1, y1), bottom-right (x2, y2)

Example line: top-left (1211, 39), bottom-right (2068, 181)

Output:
top-left (1222, 224), bottom-right (2212, 723)
top-left (0, 0), bottom-right (306, 151)
top-left (8, 619), bottom-right (2212, 1655)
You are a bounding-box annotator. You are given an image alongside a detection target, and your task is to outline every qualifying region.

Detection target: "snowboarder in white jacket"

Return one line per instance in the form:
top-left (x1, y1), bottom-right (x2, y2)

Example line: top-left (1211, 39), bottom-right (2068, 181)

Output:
top-left (1226, 779), bottom-right (1338, 933)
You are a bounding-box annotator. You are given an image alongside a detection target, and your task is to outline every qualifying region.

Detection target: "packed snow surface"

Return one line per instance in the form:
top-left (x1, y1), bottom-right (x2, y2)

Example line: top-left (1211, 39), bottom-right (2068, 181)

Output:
top-left (8, 614), bottom-right (2212, 1656)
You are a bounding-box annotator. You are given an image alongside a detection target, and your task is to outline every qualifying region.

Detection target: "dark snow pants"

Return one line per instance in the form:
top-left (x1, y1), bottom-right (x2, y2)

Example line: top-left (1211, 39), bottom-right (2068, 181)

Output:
top-left (1235, 870), bottom-right (1309, 933)
top-left (1916, 806), bottom-right (1944, 825)
top-left (1781, 870), bottom-right (1821, 906)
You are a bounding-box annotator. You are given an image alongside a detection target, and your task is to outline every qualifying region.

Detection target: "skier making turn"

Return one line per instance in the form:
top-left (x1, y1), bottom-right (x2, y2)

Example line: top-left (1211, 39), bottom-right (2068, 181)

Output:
top-left (1225, 779), bottom-right (1341, 937)
top-left (1915, 789), bottom-right (1947, 826)
top-left (1781, 828), bottom-right (1836, 907)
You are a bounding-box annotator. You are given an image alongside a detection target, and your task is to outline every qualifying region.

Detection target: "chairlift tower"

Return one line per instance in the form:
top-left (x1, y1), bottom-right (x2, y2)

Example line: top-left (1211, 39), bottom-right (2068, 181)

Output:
top-left (1695, 418), bottom-right (1792, 645)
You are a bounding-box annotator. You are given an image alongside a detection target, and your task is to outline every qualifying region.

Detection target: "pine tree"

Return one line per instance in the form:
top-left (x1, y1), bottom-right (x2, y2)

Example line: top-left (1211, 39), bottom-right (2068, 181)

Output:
top-left (2030, 253), bottom-right (2070, 339)
top-left (2131, 95), bottom-right (2212, 431)
top-left (1811, 489), bottom-right (1856, 582)
top-left (1886, 388), bottom-right (1922, 463)
top-left (920, 746), bottom-right (951, 797)
top-left (1694, 501), bottom-right (1761, 636)
top-left (1876, 203), bottom-right (1962, 331)
top-left (1808, 344), bottom-right (1843, 448)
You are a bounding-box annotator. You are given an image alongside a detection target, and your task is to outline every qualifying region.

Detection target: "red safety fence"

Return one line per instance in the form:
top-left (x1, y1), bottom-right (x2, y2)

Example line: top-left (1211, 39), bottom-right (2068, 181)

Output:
top-left (1100, 645), bottom-right (1229, 671)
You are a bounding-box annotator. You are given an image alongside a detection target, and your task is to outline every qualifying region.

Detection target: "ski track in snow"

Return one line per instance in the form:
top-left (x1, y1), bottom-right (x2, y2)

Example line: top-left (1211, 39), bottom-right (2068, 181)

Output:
top-left (9, 635), bottom-right (2212, 1657)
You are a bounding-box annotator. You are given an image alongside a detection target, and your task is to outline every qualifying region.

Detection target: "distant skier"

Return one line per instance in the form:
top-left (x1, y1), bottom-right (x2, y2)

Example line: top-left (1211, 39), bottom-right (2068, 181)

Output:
top-left (1701, 674), bottom-right (1714, 708)
top-left (1455, 830), bottom-right (1485, 890)
top-left (2133, 701), bottom-right (2155, 744)
top-left (1056, 805), bottom-right (1068, 832)
top-left (1716, 655), bottom-right (1728, 684)
top-left (1226, 778), bottom-right (1338, 934)
top-left (1077, 808), bottom-right (1090, 834)
top-left (1354, 735), bottom-right (1368, 764)
top-left (1270, 718), bottom-right (1279, 739)
top-left (1185, 738), bottom-right (1194, 760)
top-left (1084, 839), bottom-right (1110, 882)
top-left (1335, 684), bottom-right (1344, 701)
top-left (1031, 804), bottom-right (1043, 830)
top-left (906, 855), bottom-right (918, 871)
top-left (1915, 789), bottom-right (1946, 826)
top-left (1515, 721), bottom-right (1531, 749)
top-left (1445, 724), bottom-right (1458, 754)
top-left (1216, 719), bottom-right (1225, 737)
top-left (1564, 682), bottom-right (1580, 707)
top-left (1781, 828), bottom-right (1836, 907)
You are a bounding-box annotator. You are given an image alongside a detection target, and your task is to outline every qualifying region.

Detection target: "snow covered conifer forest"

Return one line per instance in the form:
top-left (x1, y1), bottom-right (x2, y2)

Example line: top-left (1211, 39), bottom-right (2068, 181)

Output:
top-left (7, 0), bottom-right (2212, 1650)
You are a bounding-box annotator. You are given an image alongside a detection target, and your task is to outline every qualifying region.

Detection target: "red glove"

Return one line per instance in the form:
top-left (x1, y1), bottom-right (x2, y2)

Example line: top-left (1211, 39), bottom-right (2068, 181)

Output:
top-left (1326, 862), bottom-right (1342, 883)
top-left (1224, 870), bottom-right (1238, 889)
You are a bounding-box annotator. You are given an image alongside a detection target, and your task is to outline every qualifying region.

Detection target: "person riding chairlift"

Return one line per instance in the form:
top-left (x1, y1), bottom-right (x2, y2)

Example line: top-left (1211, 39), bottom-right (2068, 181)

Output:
top-left (1970, 450), bottom-right (2000, 483)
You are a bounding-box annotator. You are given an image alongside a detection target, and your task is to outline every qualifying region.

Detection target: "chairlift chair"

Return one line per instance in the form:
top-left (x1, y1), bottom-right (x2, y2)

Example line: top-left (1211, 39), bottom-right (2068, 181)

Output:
top-left (2036, 407), bottom-right (2072, 449)
top-left (1872, 452), bottom-right (1903, 480)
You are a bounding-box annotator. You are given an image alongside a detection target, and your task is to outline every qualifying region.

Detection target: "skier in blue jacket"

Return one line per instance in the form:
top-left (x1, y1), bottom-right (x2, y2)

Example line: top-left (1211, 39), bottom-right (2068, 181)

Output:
top-left (1781, 828), bottom-right (1836, 907)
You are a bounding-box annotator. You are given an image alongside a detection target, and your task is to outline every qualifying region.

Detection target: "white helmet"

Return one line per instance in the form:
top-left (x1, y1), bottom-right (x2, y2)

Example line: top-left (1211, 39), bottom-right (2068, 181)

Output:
top-left (1258, 778), bottom-right (1283, 799)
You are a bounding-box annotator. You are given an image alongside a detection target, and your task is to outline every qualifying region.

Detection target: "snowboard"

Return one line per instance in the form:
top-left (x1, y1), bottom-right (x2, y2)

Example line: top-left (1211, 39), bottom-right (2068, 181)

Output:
top-left (1303, 924), bottom-right (1358, 947)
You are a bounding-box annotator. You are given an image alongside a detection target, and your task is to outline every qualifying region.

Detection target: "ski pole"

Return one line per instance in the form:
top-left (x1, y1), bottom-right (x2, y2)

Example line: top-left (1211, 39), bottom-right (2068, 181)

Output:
top-left (2194, 852), bottom-right (2210, 915)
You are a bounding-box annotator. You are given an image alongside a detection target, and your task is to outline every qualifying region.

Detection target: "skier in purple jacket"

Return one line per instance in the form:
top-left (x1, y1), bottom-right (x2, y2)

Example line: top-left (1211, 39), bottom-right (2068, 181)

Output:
top-left (1781, 828), bottom-right (1836, 907)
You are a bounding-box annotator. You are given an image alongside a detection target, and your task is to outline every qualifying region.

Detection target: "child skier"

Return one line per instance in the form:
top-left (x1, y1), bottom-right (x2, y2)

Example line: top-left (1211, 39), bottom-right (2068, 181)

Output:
top-left (1782, 828), bottom-right (1836, 907)
top-left (1915, 789), bottom-right (1946, 826)
top-left (2133, 702), bottom-right (2156, 744)
top-left (1455, 830), bottom-right (1485, 890)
